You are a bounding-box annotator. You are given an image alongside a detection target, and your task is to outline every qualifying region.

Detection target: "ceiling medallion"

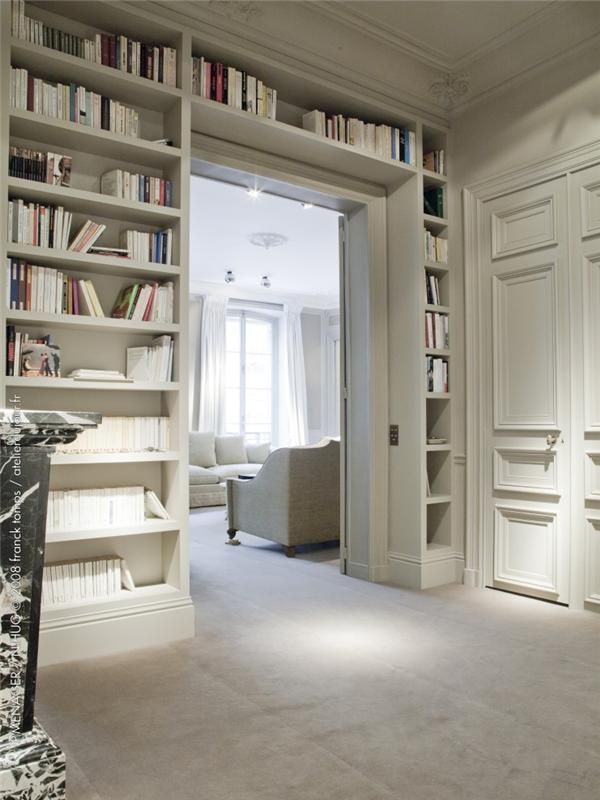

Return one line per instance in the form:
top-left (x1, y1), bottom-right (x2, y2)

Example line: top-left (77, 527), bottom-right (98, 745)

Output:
top-left (429, 72), bottom-right (471, 109)
top-left (248, 232), bottom-right (288, 250)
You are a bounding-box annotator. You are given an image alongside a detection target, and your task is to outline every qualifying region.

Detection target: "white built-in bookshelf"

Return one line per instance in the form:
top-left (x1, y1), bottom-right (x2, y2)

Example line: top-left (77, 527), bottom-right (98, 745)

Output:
top-left (1, 0), bottom-right (459, 663)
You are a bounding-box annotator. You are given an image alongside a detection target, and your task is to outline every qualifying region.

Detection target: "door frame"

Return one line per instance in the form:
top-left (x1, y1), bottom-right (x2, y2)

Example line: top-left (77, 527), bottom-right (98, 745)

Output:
top-left (463, 138), bottom-right (600, 606)
top-left (190, 132), bottom-right (389, 581)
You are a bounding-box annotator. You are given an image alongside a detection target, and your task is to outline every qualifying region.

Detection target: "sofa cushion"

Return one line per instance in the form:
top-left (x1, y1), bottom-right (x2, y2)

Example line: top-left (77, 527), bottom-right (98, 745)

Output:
top-left (189, 432), bottom-right (217, 468)
top-left (212, 463), bottom-right (262, 480)
top-left (189, 465), bottom-right (221, 486)
top-left (245, 442), bottom-right (271, 464)
top-left (215, 435), bottom-right (247, 465)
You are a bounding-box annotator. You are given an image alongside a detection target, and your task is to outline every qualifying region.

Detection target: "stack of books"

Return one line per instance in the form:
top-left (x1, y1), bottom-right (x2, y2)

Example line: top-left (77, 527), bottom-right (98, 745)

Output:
top-left (7, 199), bottom-right (72, 248)
top-left (12, 0), bottom-right (177, 87)
top-left (68, 369), bottom-right (129, 382)
top-left (9, 147), bottom-right (72, 186)
top-left (6, 259), bottom-right (104, 316)
top-left (424, 187), bottom-right (445, 218)
top-left (54, 416), bottom-right (170, 454)
top-left (424, 230), bottom-right (447, 263)
top-left (302, 110), bottom-right (417, 166)
top-left (6, 329), bottom-right (60, 378)
top-left (10, 67), bottom-right (141, 137)
top-left (120, 229), bottom-right (173, 265)
top-left (423, 150), bottom-right (445, 175)
top-left (191, 57), bottom-right (277, 119)
top-left (425, 272), bottom-right (442, 306)
top-left (101, 169), bottom-right (173, 207)
top-left (426, 357), bottom-right (449, 393)
top-left (68, 220), bottom-right (107, 253)
top-left (47, 485), bottom-right (146, 528)
top-left (111, 281), bottom-right (174, 323)
top-left (41, 556), bottom-right (134, 608)
top-left (425, 312), bottom-right (449, 350)
top-left (126, 336), bottom-right (174, 382)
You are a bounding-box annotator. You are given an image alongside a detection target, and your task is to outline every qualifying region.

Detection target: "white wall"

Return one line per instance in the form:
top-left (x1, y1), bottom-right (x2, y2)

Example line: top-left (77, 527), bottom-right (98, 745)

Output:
top-left (301, 311), bottom-right (324, 442)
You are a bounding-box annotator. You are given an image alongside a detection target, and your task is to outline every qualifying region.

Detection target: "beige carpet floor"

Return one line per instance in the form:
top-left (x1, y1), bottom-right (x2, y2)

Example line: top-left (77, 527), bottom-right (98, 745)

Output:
top-left (36, 508), bottom-right (600, 800)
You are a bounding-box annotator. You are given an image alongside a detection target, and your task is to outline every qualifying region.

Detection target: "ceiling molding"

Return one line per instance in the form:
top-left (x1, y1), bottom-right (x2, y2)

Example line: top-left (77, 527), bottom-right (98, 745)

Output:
top-left (189, 280), bottom-right (339, 311)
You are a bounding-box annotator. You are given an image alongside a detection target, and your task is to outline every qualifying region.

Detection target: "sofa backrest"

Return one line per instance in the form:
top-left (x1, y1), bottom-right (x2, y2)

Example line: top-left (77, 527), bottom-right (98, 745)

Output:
top-left (189, 432), bottom-right (217, 467)
top-left (190, 432), bottom-right (272, 466)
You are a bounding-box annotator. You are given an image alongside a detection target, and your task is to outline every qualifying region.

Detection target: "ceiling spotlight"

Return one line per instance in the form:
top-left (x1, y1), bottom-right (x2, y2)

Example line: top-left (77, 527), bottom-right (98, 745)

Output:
top-left (224, 269), bottom-right (235, 284)
top-left (261, 275), bottom-right (271, 289)
top-left (301, 202), bottom-right (313, 210)
top-left (247, 188), bottom-right (261, 199)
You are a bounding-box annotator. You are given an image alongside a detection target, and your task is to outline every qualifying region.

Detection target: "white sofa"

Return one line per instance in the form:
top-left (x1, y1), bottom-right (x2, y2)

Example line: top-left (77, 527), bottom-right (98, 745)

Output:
top-left (189, 432), bottom-right (270, 508)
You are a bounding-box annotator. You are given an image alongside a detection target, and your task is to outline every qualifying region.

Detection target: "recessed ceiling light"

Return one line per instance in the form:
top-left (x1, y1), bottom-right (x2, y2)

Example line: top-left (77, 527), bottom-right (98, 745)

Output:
top-left (301, 202), bottom-right (313, 210)
top-left (247, 188), bottom-right (261, 199)
top-left (224, 269), bottom-right (235, 284)
top-left (261, 275), bottom-right (271, 288)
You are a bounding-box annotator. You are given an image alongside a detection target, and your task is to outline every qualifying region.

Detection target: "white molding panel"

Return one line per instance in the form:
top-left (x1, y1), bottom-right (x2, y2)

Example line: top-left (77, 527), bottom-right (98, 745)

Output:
top-left (494, 447), bottom-right (558, 496)
top-left (493, 263), bottom-right (558, 429)
top-left (494, 505), bottom-right (558, 594)
top-left (583, 254), bottom-right (600, 430)
top-left (585, 517), bottom-right (600, 605)
top-left (584, 451), bottom-right (600, 501)
top-left (580, 182), bottom-right (600, 239)
top-left (491, 196), bottom-right (556, 259)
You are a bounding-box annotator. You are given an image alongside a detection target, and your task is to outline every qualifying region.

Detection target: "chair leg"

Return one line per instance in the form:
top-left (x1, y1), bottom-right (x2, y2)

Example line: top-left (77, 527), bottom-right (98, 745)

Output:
top-left (226, 528), bottom-right (241, 546)
top-left (283, 545), bottom-right (296, 558)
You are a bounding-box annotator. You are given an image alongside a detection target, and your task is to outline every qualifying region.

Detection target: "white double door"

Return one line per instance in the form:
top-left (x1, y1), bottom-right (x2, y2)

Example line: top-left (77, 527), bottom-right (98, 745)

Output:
top-left (481, 178), bottom-right (571, 603)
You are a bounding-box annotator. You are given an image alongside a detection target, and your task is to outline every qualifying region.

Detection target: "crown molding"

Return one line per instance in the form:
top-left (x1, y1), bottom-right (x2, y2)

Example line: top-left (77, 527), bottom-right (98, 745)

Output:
top-left (189, 279), bottom-right (339, 310)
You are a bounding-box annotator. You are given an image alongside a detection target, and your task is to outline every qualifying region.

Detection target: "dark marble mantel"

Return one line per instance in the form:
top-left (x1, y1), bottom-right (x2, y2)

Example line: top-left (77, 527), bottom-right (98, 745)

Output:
top-left (0, 408), bottom-right (100, 799)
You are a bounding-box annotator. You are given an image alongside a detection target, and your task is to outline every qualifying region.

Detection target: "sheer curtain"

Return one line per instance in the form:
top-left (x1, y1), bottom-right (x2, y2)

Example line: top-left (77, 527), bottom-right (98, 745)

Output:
top-left (196, 295), bottom-right (228, 433)
top-left (283, 303), bottom-right (309, 446)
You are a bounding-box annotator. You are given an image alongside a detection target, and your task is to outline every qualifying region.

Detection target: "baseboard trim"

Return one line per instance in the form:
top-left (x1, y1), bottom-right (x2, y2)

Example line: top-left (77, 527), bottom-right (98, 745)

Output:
top-left (462, 568), bottom-right (481, 588)
top-left (39, 598), bottom-right (195, 666)
top-left (347, 561), bottom-right (369, 581)
top-left (369, 563), bottom-right (390, 583)
top-left (387, 551), bottom-right (464, 589)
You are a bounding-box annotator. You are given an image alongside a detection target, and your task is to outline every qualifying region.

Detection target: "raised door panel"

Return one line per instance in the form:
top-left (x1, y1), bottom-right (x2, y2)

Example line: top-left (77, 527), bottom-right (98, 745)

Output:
top-left (491, 196), bottom-right (556, 259)
top-left (494, 448), bottom-right (558, 495)
top-left (494, 505), bottom-right (558, 595)
top-left (584, 452), bottom-right (600, 501)
top-left (580, 182), bottom-right (600, 239)
top-left (584, 517), bottom-right (600, 604)
top-left (582, 254), bottom-right (600, 430)
top-left (493, 263), bottom-right (558, 429)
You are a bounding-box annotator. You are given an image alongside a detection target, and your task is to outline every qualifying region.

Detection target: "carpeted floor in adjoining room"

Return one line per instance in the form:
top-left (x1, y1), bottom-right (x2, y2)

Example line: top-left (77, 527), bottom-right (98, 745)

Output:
top-left (36, 507), bottom-right (600, 800)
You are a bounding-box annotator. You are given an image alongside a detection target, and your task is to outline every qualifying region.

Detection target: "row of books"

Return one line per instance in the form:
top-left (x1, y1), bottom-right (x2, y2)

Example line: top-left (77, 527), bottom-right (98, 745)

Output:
top-left (120, 229), bottom-right (173, 265)
top-left (7, 259), bottom-right (102, 316)
top-left (101, 169), bottom-right (173, 207)
top-left (41, 557), bottom-right (135, 608)
top-left (302, 110), bottom-right (417, 166)
top-left (111, 281), bottom-right (174, 323)
top-left (11, 1), bottom-right (177, 86)
top-left (47, 485), bottom-right (146, 529)
top-left (424, 230), bottom-right (448, 263)
top-left (10, 67), bottom-right (141, 138)
top-left (191, 57), bottom-right (277, 120)
top-left (127, 337), bottom-right (174, 383)
top-left (424, 187), bottom-right (445, 219)
top-left (425, 272), bottom-right (443, 306)
top-left (8, 200), bottom-right (72, 250)
top-left (9, 146), bottom-right (72, 186)
top-left (426, 357), bottom-right (449, 394)
top-left (6, 329), bottom-right (60, 378)
top-left (55, 416), bottom-right (170, 454)
top-left (425, 312), bottom-right (449, 351)
top-left (423, 149), bottom-right (445, 175)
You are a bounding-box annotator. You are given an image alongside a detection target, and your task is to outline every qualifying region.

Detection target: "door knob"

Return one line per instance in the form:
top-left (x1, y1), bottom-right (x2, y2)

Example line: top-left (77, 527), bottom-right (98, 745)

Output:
top-left (546, 433), bottom-right (559, 448)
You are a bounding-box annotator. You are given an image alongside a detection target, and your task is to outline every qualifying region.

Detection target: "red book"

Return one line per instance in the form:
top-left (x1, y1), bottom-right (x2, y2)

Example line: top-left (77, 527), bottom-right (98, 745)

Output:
top-left (101, 34), bottom-right (109, 67)
top-left (18, 262), bottom-right (25, 310)
top-left (73, 278), bottom-right (80, 315)
top-left (25, 263), bottom-right (31, 310)
top-left (143, 283), bottom-right (158, 321)
top-left (159, 179), bottom-right (165, 206)
top-left (216, 63), bottom-right (224, 103)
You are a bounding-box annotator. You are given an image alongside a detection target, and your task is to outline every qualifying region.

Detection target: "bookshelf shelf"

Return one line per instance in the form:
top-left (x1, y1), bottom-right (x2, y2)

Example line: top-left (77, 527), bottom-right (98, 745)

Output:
top-left (10, 110), bottom-right (182, 168)
top-left (426, 392), bottom-right (451, 399)
top-left (11, 39), bottom-right (184, 112)
top-left (423, 213), bottom-right (449, 232)
top-left (6, 310), bottom-right (180, 335)
top-left (41, 582), bottom-right (182, 621)
top-left (426, 494), bottom-right (452, 505)
top-left (425, 348), bottom-right (450, 357)
top-left (5, 376), bottom-right (180, 392)
top-left (6, 244), bottom-right (181, 279)
top-left (190, 95), bottom-right (417, 188)
top-left (51, 450), bottom-right (179, 465)
top-left (426, 444), bottom-right (452, 452)
top-left (424, 260), bottom-right (449, 275)
top-left (426, 542), bottom-right (453, 554)
top-left (422, 168), bottom-right (447, 188)
top-left (425, 303), bottom-right (450, 313)
top-left (46, 519), bottom-right (180, 543)
top-left (7, 178), bottom-right (182, 225)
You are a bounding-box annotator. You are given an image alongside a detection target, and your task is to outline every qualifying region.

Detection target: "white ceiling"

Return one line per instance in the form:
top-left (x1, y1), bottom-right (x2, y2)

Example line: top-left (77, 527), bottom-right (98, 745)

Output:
top-left (189, 176), bottom-right (340, 306)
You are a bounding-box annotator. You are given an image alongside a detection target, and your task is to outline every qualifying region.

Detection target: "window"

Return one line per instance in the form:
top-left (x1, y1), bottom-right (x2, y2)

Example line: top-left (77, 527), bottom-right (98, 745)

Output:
top-left (225, 310), bottom-right (277, 443)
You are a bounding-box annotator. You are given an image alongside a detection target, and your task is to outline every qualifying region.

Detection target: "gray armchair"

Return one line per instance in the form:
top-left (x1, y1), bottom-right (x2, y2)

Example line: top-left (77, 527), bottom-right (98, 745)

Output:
top-left (226, 438), bottom-right (340, 556)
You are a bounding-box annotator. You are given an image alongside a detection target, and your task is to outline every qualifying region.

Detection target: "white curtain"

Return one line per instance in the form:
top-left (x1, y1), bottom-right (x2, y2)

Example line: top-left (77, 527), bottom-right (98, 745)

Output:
top-left (283, 303), bottom-right (309, 446)
top-left (198, 295), bottom-right (228, 433)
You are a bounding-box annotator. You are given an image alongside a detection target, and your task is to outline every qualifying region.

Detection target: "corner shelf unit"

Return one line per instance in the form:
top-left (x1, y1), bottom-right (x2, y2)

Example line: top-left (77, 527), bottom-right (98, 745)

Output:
top-left (0, 0), bottom-right (194, 666)
top-left (0, 0), bottom-right (461, 665)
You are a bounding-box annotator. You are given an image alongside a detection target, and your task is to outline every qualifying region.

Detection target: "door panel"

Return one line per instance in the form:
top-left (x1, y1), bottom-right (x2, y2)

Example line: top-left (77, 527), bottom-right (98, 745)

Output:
top-left (482, 178), bottom-right (570, 603)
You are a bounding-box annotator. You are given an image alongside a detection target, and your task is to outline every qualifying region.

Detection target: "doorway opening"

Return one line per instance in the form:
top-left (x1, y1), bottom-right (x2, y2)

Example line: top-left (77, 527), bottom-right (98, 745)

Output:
top-left (188, 165), bottom-right (350, 577)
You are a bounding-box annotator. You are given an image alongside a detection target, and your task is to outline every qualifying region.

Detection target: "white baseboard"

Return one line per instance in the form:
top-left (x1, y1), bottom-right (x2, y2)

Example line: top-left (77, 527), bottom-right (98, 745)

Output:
top-left (347, 561), bottom-right (369, 581)
top-left (462, 568), bottom-right (481, 588)
top-left (387, 551), bottom-right (464, 589)
top-left (369, 563), bottom-right (391, 583)
top-left (39, 598), bottom-right (195, 666)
